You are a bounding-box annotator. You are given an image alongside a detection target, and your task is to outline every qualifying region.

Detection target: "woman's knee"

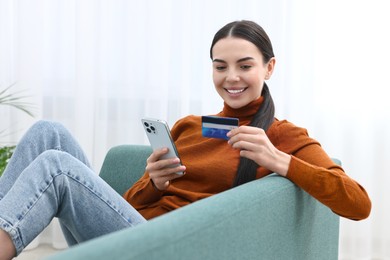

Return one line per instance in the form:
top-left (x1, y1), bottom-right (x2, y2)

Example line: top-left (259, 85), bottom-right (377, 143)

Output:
top-left (30, 120), bottom-right (64, 134)
top-left (32, 150), bottom-right (68, 178)
top-left (35, 149), bottom-right (66, 165)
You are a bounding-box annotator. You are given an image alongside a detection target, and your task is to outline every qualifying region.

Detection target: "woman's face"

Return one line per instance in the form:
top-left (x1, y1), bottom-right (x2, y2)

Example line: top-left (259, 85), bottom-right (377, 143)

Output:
top-left (211, 37), bottom-right (275, 109)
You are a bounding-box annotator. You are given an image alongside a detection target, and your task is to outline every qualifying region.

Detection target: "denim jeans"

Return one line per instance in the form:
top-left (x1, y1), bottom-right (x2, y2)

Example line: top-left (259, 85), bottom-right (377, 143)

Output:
top-left (0, 120), bottom-right (146, 255)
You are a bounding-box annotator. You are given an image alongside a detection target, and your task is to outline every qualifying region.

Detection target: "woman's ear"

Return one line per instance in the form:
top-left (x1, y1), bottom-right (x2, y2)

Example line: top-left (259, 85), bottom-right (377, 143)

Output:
top-left (265, 57), bottom-right (276, 80)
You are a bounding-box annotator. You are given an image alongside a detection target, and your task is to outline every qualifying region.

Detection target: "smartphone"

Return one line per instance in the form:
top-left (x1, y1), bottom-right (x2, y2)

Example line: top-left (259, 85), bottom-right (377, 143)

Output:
top-left (141, 118), bottom-right (184, 175)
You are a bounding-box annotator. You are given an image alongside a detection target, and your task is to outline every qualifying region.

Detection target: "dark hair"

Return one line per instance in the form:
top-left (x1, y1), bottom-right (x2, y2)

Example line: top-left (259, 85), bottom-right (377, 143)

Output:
top-left (210, 20), bottom-right (276, 187)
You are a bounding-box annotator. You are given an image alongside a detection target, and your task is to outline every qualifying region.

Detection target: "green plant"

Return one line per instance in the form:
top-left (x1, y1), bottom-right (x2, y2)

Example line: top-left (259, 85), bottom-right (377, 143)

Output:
top-left (0, 83), bottom-right (35, 176)
top-left (0, 84), bottom-right (35, 117)
top-left (0, 146), bottom-right (16, 175)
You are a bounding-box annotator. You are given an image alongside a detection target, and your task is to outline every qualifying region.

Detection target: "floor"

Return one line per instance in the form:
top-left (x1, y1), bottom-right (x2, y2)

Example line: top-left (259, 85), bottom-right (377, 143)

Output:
top-left (15, 245), bottom-right (62, 260)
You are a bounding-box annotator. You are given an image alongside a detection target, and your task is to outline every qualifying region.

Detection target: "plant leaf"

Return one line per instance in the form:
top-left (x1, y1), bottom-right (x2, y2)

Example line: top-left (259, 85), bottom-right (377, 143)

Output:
top-left (0, 83), bottom-right (36, 117)
top-left (0, 145), bottom-right (16, 176)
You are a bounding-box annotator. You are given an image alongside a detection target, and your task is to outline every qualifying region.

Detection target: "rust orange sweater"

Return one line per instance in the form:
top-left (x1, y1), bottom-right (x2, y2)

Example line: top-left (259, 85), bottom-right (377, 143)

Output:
top-left (124, 97), bottom-right (371, 220)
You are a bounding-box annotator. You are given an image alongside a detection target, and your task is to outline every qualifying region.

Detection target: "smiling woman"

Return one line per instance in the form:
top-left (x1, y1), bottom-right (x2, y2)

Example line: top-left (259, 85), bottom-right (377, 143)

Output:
top-left (211, 37), bottom-right (275, 110)
top-left (124, 20), bottom-right (371, 223)
top-left (0, 19), bottom-right (372, 260)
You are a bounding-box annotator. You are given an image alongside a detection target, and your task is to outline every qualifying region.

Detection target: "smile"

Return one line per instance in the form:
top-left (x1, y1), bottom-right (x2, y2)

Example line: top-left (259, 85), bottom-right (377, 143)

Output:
top-left (225, 88), bottom-right (248, 94)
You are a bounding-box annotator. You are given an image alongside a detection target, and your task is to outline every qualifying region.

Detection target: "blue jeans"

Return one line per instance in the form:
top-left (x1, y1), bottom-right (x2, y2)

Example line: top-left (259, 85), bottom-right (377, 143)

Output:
top-left (0, 120), bottom-right (146, 255)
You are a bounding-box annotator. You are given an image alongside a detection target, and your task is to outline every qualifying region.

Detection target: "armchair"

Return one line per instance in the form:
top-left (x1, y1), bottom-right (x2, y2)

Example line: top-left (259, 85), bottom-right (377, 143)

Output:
top-left (45, 144), bottom-right (339, 260)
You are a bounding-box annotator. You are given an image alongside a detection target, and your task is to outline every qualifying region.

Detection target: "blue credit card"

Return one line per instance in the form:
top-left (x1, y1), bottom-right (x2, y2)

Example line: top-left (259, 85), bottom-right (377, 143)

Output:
top-left (201, 116), bottom-right (239, 140)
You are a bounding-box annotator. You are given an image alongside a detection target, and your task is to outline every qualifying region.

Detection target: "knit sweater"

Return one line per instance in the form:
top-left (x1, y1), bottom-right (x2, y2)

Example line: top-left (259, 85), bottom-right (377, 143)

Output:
top-left (123, 97), bottom-right (371, 220)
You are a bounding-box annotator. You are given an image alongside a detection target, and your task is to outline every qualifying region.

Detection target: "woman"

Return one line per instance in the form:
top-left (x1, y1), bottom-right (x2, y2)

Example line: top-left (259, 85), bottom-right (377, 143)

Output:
top-left (124, 20), bottom-right (371, 221)
top-left (0, 20), bottom-right (371, 259)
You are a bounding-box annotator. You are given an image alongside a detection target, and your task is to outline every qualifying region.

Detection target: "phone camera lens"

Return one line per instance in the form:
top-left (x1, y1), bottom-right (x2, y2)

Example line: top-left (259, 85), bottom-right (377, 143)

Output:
top-left (144, 122), bottom-right (149, 127)
top-left (146, 128), bottom-right (151, 133)
top-left (150, 126), bottom-right (155, 131)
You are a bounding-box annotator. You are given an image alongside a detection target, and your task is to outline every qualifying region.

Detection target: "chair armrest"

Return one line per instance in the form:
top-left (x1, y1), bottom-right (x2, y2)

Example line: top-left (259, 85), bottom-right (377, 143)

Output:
top-left (44, 174), bottom-right (340, 260)
top-left (99, 145), bottom-right (152, 196)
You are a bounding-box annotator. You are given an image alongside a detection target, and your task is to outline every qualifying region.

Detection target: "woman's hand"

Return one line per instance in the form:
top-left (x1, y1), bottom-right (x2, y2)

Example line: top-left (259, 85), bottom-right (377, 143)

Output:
top-left (145, 148), bottom-right (186, 191)
top-left (227, 126), bottom-right (291, 176)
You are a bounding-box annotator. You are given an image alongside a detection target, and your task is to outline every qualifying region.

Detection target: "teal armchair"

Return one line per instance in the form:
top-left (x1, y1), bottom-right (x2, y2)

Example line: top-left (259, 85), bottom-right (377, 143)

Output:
top-left (45, 145), bottom-right (340, 260)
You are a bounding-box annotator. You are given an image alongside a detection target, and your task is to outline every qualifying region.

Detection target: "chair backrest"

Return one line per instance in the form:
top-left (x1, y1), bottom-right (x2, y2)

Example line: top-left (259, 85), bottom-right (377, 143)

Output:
top-left (99, 144), bottom-right (152, 195)
top-left (100, 144), bottom-right (343, 198)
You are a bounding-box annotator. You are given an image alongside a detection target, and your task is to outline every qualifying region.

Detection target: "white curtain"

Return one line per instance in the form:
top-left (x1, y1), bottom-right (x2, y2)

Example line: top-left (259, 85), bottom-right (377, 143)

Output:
top-left (1, 0), bottom-right (389, 258)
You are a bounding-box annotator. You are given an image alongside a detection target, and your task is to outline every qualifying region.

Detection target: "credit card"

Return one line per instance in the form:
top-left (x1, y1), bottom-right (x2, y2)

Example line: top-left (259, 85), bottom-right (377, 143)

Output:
top-left (201, 116), bottom-right (239, 140)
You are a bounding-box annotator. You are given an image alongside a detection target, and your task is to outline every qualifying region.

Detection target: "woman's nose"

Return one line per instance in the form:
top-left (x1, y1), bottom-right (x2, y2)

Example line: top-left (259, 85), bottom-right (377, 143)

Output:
top-left (226, 69), bottom-right (240, 82)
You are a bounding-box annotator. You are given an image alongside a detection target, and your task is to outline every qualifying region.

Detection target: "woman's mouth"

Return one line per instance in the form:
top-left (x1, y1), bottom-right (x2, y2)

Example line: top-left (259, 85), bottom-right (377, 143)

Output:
top-left (225, 87), bottom-right (248, 95)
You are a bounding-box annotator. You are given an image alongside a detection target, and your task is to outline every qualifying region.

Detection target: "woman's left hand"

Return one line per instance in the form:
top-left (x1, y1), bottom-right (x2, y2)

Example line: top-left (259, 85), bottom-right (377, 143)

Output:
top-left (227, 126), bottom-right (291, 176)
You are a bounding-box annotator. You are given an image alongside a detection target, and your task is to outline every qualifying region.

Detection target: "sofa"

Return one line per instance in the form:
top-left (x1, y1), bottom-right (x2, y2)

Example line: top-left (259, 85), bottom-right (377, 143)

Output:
top-left (45, 144), bottom-right (340, 260)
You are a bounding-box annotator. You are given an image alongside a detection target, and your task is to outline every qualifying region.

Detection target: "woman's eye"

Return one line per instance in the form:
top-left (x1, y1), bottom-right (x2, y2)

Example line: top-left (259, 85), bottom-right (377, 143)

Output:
top-left (241, 65), bottom-right (252, 70)
top-left (215, 66), bottom-right (226, 71)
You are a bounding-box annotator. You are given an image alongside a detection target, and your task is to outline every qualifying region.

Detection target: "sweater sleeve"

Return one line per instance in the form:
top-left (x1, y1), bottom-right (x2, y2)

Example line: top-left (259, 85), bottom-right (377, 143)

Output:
top-left (123, 173), bottom-right (164, 209)
top-left (286, 144), bottom-right (371, 221)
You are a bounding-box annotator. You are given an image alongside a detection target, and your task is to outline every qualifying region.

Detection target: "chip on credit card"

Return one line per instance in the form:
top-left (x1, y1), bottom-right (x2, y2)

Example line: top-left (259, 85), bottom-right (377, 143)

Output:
top-left (201, 116), bottom-right (239, 140)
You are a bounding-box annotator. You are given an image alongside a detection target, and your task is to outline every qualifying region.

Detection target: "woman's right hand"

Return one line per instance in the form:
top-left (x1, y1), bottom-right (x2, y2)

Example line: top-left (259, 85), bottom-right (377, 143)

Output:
top-left (145, 148), bottom-right (186, 191)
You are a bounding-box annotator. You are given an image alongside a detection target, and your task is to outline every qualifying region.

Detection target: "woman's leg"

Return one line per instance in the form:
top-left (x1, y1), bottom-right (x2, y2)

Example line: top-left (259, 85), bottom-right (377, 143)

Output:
top-left (0, 120), bottom-right (146, 257)
top-left (0, 229), bottom-right (15, 260)
top-left (0, 120), bottom-right (92, 249)
top-left (0, 120), bottom-right (91, 253)
top-left (0, 149), bottom-right (146, 256)
top-left (0, 120), bottom-right (90, 200)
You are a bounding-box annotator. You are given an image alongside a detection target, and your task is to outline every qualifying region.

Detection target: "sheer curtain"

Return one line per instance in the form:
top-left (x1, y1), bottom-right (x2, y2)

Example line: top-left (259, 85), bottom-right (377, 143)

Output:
top-left (1, 0), bottom-right (389, 258)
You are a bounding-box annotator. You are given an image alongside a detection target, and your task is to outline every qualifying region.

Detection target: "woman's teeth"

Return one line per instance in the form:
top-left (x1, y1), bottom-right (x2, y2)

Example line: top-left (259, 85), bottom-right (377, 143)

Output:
top-left (227, 88), bottom-right (245, 94)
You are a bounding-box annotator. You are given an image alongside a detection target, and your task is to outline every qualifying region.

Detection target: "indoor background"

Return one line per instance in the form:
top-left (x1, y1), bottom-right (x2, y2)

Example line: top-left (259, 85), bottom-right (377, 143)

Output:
top-left (1, 0), bottom-right (389, 259)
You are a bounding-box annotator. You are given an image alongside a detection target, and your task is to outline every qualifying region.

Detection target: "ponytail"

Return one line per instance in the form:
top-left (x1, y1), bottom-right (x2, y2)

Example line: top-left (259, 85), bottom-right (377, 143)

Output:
top-left (232, 83), bottom-right (275, 187)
